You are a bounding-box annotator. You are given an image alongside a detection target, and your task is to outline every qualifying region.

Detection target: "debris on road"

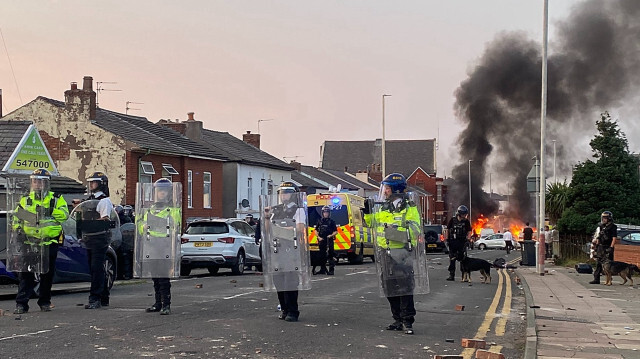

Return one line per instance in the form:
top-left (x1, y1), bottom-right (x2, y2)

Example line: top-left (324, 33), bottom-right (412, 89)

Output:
top-left (455, 305), bottom-right (465, 311)
top-left (195, 284), bottom-right (203, 289)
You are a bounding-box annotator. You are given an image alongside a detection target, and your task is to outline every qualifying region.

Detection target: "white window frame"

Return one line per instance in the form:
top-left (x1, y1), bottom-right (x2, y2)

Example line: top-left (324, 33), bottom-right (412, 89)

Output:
top-left (261, 179), bottom-right (266, 195)
top-left (203, 172), bottom-right (211, 209)
top-left (437, 184), bottom-right (442, 201)
top-left (162, 163), bottom-right (179, 175)
top-left (140, 161), bottom-right (155, 175)
top-left (140, 174), bottom-right (153, 201)
top-left (187, 170), bottom-right (193, 208)
top-left (247, 177), bottom-right (253, 205)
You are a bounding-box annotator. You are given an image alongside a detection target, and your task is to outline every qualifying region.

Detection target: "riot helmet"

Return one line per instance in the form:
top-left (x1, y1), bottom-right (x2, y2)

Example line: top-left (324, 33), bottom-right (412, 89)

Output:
top-left (601, 211), bottom-right (613, 223)
top-left (456, 205), bottom-right (469, 218)
top-left (30, 168), bottom-right (51, 199)
top-left (115, 205), bottom-right (124, 214)
top-left (321, 205), bottom-right (331, 218)
top-left (123, 205), bottom-right (133, 216)
top-left (153, 178), bottom-right (173, 204)
top-left (87, 171), bottom-right (110, 197)
top-left (378, 173), bottom-right (407, 201)
top-left (277, 181), bottom-right (300, 204)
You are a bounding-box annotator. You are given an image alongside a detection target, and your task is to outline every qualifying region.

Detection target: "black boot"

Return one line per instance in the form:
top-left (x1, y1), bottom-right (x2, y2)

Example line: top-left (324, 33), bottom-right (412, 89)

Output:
top-left (446, 273), bottom-right (455, 281)
top-left (589, 278), bottom-right (600, 284)
top-left (386, 322), bottom-right (403, 331)
top-left (146, 303), bottom-right (162, 312)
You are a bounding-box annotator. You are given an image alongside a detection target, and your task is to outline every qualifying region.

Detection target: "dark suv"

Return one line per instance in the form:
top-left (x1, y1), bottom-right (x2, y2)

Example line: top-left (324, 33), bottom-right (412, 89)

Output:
top-left (424, 224), bottom-right (447, 253)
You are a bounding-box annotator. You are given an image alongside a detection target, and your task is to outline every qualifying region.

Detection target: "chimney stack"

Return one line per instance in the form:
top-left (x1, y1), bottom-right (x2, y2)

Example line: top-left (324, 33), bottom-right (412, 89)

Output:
top-left (183, 112), bottom-right (202, 141)
top-left (289, 160), bottom-right (302, 171)
top-left (64, 76), bottom-right (97, 121)
top-left (242, 130), bottom-right (261, 149)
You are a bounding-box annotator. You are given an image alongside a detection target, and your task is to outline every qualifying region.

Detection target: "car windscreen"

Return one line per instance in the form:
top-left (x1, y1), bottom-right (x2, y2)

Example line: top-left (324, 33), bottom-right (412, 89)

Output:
top-left (308, 206), bottom-right (349, 227)
top-left (186, 222), bottom-right (228, 235)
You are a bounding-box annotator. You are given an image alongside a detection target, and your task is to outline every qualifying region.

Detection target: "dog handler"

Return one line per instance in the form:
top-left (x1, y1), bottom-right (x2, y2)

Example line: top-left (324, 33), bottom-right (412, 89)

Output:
top-left (446, 206), bottom-right (472, 281)
top-left (590, 211), bottom-right (617, 285)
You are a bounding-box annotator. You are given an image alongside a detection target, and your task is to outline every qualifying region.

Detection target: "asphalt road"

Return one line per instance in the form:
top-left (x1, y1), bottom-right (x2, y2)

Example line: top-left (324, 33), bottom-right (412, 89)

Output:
top-left (0, 249), bottom-right (526, 359)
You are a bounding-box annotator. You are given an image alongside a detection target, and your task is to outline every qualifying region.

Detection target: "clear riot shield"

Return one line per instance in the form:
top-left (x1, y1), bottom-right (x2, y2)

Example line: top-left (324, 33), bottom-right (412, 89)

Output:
top-left (372, 192), bottom-right (429, 297)
top-left (5, 176), bottom-right (50, 274)
top-left (133, 182), bottom-right (182, 278)
top-left (119, 223), bottom-right (135, 252)
top-left (259, 192), bottom-right (311, 292)
top-left (68, 199), bottom-right (121, 249)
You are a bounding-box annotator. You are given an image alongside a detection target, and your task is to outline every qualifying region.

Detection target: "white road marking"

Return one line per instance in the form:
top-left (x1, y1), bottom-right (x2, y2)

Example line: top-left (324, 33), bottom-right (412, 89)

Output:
top-left (223, 289), bottom-right (263, 299)
top-left (345, 270), bottom-right (370, 276)
top-left (0, 330), bottom-right (52, 341)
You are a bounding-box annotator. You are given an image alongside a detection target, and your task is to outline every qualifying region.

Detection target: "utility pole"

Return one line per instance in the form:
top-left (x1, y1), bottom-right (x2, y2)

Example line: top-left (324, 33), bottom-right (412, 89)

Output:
top-left (382, 94), bottom-right (392, 178)
top-left (538, 0), bottom-right (549, 276)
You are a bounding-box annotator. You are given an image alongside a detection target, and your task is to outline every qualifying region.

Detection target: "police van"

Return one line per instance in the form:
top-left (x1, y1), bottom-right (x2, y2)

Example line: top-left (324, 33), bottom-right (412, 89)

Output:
top-left (307, 193), bottom-right (374, 264)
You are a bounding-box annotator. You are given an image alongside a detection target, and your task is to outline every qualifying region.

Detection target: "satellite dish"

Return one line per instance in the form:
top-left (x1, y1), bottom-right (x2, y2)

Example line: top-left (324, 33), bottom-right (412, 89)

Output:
top-left (241, 199), bottom-right (250, 208)
top-left (336, 184), bottom-right (342, 192)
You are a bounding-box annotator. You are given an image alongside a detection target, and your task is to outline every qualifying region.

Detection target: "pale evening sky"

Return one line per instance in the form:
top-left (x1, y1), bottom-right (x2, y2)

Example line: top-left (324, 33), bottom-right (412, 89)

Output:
top-left (2, 1), bottom-right (608, 188)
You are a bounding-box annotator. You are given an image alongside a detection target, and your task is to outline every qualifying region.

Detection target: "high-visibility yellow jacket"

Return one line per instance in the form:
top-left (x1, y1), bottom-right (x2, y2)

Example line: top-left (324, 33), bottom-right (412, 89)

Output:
top-left (366, 201), bottom-right (420, 249)
top-left (13, 191), bottom-right (69, 245)
top-left (137, 205), bottom-right (182, 238)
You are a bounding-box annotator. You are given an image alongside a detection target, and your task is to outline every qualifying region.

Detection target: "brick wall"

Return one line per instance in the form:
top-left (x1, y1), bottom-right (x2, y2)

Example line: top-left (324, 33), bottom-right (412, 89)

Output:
top-left (615, 244), bottom-right (640, 267)
top-left (125, 151), bottom-right (224, 225)
top-left (39, 130), bottom-right (71, 161)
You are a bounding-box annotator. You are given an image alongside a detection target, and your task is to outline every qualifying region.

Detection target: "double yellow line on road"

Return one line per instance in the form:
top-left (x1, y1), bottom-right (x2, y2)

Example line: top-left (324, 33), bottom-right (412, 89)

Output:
top-left (460, 261), bottom-right (515, 359)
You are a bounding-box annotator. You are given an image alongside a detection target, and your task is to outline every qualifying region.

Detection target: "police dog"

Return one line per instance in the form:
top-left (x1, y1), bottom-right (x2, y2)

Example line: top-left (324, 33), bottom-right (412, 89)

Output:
top-left (460, 256), bottom-right (492, 284)
top-left (603, 258), bottom-right (640, 286)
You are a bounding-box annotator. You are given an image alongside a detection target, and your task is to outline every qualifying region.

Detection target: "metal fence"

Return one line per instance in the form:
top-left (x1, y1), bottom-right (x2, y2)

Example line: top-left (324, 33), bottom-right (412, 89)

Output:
top-left (558, 234), bottom-right (591, 261)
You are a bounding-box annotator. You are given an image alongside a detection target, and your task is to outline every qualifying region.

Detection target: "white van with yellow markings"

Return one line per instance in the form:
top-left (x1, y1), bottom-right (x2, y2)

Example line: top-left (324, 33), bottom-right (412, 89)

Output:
top-left (307, 193), bottom-right (374, 264)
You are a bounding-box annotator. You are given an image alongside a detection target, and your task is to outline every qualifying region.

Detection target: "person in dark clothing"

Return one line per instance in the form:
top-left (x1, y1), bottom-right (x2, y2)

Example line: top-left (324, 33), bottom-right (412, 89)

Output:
top-left (590, 211), bottom-right (618, 284)
top-left (523, 222), bottom-right (534, 241)
top-left (446, 205), bottom-right (472, 281)
top-left (313, 206), bottom-right (338, 275)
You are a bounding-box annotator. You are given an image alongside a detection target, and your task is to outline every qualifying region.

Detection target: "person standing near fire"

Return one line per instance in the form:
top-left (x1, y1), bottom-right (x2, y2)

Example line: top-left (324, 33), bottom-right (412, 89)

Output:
top-left (446, 205), bottom-right (472, 281)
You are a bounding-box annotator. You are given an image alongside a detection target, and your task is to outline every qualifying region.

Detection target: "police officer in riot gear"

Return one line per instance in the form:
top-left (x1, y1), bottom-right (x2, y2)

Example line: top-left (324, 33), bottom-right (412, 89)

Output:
top-left (446, 205), bottom-right (472, 281)
top-left (13, 169), bottom-right (69, 314)
top-left (313, 206), bottom-right (338, 275)
top-left (85, 171), bottom-right (114, 309)
top-left (263, 181), bottom-right (307, 322)
top-left (139, 178), bottom-right (181, 315)
top-left (590, 211), bottom-right (618, 284)
top-left (372, 173), bottom-right (422, 335)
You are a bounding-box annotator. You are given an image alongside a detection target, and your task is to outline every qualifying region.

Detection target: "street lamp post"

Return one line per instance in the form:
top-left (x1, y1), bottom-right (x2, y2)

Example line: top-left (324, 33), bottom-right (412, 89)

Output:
top-left (552, 140), bottom-right (557, 184)
top-left (538, 0), bottom-right (549, 276)
top-left (382, 94), bottom-right (392, 177)
top-left (468, 159), bottom-right (473, 222)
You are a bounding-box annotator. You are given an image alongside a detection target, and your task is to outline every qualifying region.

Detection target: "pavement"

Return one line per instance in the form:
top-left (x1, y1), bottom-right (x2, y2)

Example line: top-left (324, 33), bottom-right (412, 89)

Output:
top-left (517, 260), bottom-right (640, 359)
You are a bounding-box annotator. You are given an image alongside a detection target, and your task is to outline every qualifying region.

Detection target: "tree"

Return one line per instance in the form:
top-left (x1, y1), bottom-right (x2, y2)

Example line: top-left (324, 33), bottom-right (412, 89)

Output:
top-left (557, 112), bottom-right (640, 234)
top-left (545, 181), bottom-right (569, 225)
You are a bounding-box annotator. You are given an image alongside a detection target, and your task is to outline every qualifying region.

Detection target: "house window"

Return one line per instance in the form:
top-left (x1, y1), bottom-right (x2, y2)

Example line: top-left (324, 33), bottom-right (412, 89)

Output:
top-left (139, 161), bottom-right (155, 201)
top-left (268, 181), bottom-right (274, 195)
top-left (162, 163), bottom-right (179, 181)
top-left (261, 179), bottom-right (266, 195)
top-left (187, 170), bottom-right (193, 208)
top-left (203, 172), bottom-right (211, 209)
top-left (437, 184), bottom-right (442, 201)
top-left (247, 177), bottom-right (253, 205)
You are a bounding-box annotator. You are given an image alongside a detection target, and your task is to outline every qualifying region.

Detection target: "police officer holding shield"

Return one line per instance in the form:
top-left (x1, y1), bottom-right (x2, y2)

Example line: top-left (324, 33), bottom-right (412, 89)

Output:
top-left (11, 169), bottom-right (68, 314)
top-left (446, 205), bottom-right (472, 281)
top-left (261, 181), bottom-right (310, 322)
top-left (135, 178), bottom-right (182, 315)
top-left (590, 211), bottom-right (617, 285)
top-left (371, 173), bottom-right (427, 335)
top-left (84, 172), bottom-right (115, 309)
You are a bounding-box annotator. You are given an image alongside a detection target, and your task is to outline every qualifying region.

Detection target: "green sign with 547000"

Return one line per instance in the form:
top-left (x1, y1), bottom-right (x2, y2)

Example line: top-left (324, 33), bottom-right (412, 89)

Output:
top-left (8, 127), bottom-right (56, 173)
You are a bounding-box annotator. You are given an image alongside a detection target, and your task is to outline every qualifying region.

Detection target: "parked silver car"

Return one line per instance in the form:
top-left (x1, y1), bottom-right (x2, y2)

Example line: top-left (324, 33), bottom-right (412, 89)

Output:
top-left (180, 218), bottom-right (261, 276)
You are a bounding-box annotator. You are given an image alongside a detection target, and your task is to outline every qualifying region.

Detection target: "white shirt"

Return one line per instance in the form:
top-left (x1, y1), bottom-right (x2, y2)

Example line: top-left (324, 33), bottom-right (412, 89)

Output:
top-left (93, 191), bottom-right (114, 219)
top-left (503, 231), bottom-right (514, 243)
top-left (294, 207), bottom-right (306, 225)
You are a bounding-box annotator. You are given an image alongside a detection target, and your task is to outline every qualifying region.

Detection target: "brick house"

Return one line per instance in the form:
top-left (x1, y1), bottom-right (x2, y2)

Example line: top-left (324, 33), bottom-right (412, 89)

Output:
top-left (0, 76), bottom-right (229, 224)
top-left (407, 167), bottom-right (448, 224)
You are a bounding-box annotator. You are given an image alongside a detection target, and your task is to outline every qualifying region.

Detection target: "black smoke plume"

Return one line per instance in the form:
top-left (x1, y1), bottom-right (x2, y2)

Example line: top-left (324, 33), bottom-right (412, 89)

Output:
top-left (450, 0), bottom-right (640, 223)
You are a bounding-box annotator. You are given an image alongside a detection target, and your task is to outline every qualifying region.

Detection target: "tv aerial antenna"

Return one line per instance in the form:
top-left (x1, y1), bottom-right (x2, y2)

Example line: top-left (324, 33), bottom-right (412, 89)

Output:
top-left (126, 101), bottom-right (144, 115)
top-left (96, 81), bottom-right (122, 108)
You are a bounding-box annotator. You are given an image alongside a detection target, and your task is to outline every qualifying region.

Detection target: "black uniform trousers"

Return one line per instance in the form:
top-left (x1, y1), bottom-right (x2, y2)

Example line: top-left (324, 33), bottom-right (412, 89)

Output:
top-left (593, 246), bottom-right (614, 281)
top-left (327, 237), bottom-right (336, 273)
top-left (88, 245), bottom-right (110, 304)
top-left (448, 241), bottom-right (466, 276)
top-left (16, 243), bottom-right (59, 310)
top-left (277, 290), bottom-right (299, 318)
top-left (387, 295), bottom-right (416, 326)
top-left (152, 278), bottom-right (171, 306)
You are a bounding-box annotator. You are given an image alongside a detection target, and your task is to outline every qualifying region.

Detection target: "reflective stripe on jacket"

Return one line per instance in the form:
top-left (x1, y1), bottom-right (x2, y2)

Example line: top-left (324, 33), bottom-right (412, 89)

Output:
top-left (13, 191), bottom-right (69, 245)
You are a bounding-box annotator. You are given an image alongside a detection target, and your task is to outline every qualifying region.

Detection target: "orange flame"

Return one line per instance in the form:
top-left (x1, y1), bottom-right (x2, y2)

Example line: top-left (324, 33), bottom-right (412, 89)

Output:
top-left (472, 214), bottom-right (489, 235)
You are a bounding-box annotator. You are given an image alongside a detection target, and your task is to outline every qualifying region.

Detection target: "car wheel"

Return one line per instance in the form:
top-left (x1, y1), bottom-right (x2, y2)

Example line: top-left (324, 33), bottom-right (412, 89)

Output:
top-left (478, 244), bottom-right (487, 250)
top-left (231, 251), bottom-right (245, 275)
top-left (105, 255), bottom-right (116, 291)
top-left (180, 265), bottom-right (192, 277)
top-left (207, 267), bottom-right (219, 275)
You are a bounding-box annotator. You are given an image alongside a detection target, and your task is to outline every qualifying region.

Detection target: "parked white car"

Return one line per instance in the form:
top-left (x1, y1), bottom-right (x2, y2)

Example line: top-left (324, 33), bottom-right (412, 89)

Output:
top-left (180, 218), bottom-right (261, 276)
top-left (475, 233), bottom-right (507, 250)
